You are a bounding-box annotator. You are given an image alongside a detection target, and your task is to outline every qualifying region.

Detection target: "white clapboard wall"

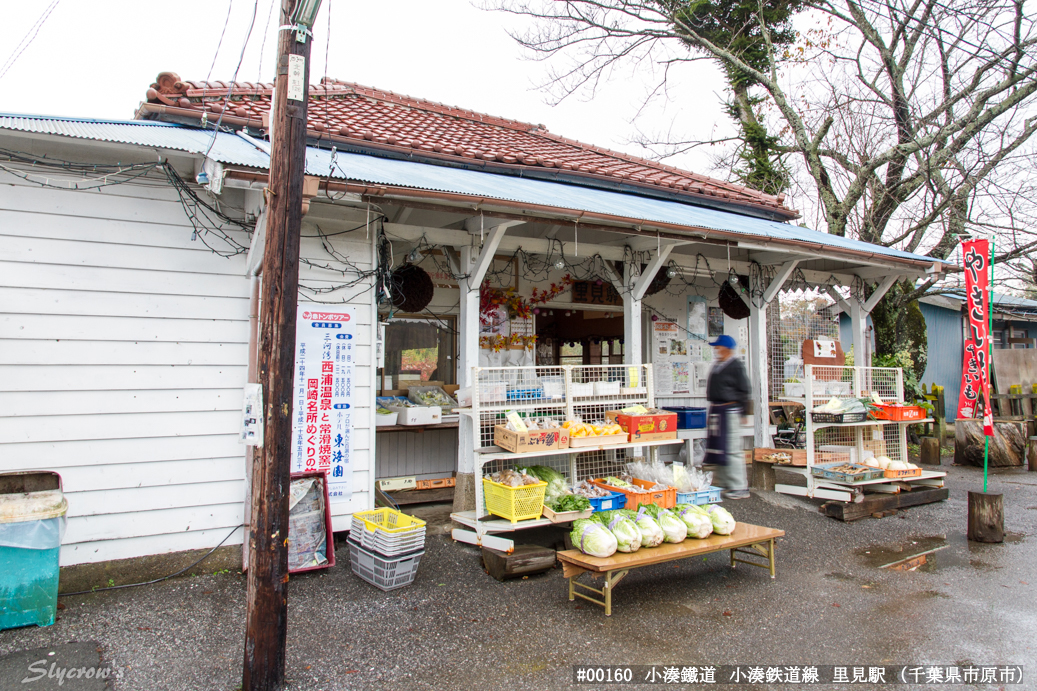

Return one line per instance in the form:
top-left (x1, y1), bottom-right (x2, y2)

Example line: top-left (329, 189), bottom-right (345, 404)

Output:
top-left (0, 165), bottom-right (374, 566)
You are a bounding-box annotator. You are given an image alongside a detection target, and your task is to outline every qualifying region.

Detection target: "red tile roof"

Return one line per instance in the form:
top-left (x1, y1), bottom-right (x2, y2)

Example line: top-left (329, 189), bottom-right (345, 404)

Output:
top-left (138, 72), bottom-right (796, 218)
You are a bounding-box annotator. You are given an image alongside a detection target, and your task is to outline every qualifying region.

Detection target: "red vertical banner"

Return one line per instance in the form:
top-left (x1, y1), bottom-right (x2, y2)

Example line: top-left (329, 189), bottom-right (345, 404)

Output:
top-left (955, 239), bottom-right (993, 435)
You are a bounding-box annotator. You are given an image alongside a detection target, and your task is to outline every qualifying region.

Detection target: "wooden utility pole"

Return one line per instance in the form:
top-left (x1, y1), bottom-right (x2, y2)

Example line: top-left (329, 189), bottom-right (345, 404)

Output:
top-left (243, 0), bottom-right (314, 688)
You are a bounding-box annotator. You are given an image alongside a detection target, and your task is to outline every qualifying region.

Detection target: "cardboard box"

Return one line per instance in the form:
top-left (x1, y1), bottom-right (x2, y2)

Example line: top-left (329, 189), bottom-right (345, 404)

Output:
top-left (493, 425), bottom-right (570, 453)
top-left (606, 410), bottom-right (678, 436)
top-left (387, 404), bottom-right (442, 426)
top-left (629, 430), bottom-right (678, 443)
top-left (863, 439), bottom-right (888, 457)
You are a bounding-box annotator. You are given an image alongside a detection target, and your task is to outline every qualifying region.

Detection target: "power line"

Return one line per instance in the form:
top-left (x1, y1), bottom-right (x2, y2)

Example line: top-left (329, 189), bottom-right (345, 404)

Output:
top-left (207, 0), bottom-right (235, 82)
top-left (256, 0), bottom-right (278, 82)
top-left (0, 0), bottom-right (60, 83)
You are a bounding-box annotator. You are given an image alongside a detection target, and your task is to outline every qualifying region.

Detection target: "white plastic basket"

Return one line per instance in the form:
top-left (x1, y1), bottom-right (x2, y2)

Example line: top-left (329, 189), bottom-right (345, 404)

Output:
top-left (570, 382), bottom-right (594, 397)
top-left (350, 517), bottom-right (426, 557)
top-left (347, 540), bottom-right (424, 591)
top-left (593, 380), bottom-right (621, 396)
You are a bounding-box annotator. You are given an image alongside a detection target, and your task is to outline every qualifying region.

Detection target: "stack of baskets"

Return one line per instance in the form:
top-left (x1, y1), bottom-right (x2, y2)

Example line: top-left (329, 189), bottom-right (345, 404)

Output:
top-left (348, 508), bottom-right (427, 592)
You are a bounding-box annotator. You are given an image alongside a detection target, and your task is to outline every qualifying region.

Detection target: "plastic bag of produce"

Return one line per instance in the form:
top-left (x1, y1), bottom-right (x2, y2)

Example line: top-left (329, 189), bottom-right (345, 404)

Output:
top-left (570, 518), bottom-right (617, 558)
top-left (703, 504), bottom-right (736, 535)
top-left (593, 510), bottom-right (642, 553)
top-left (641, 504), bottom-right (687, 543)
top-left (621, 508), bottom-right (664, 547)
top-left (672, 504), bottom-right (714, 539)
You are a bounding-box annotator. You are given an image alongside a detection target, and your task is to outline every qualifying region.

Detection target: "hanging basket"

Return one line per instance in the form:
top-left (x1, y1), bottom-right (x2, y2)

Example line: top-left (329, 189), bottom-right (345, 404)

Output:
top-left (390, 264), bottom-right (435, 313)
top-left (718, 280), bottom-right (750, 319)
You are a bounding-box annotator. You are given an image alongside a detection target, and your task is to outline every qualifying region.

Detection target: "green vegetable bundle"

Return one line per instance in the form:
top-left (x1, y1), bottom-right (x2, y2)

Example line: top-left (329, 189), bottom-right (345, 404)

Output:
top-left (592, 510), bottom-right (642, 553)
top-left (570, 518), bottom-right (617, 558)
top-left (640, 504), bottom-right (688, 543)
top-left (620, 508), bottom-right (664, 547)
top-left (548, 494), bottom-right (591, 513)
top-left (518, 465), bottom-right (569, 505)
top-left (672, 504), bottom-right (714, 539)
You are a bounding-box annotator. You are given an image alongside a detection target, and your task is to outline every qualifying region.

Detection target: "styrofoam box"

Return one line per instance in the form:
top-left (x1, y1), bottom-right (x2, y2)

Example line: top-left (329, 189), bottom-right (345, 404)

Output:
top-left (478, 381), bottom-right (506, 403)
top-left (387, 405), bottom-right (441, 426)
top-left (540, 376), bottom-right (565, 399)
top-left (570, 382), bottom-right (595, 397)
top-left (593, 380), bottom-right (622, 396)
top-left (375, 412), bottom-right (399, 427)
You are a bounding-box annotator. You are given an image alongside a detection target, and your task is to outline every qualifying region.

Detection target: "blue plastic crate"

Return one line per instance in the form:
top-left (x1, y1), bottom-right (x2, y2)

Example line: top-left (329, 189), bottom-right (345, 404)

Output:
top-left (675, 486), bottom-right (722, 506)
top-left (588, 491), bottom-right (626, 512)
top-left (663, 406), bottom-right (708, 429)
top-left (506, 387), bottom-right (544, 401)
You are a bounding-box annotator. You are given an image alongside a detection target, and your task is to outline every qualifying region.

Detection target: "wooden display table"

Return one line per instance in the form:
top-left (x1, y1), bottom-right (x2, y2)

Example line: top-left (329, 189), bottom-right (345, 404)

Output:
top-left (557, 522), bottom-right (784, 616)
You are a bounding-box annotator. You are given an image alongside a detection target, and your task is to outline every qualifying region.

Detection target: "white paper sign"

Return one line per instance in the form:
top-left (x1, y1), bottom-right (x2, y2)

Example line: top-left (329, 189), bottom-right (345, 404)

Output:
top-left (239, 383), bottom-right (263, 446)
top-left (814, 338), bottom-right (837, 358)
top-left (291, 307), bottom-right (356, 502)
top-left (287, 55), bottom-right (306, 101)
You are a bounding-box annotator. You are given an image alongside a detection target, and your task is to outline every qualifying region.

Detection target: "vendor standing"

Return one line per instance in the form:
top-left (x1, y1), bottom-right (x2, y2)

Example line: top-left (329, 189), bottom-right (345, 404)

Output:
top-left (704, 334), bottom-right (751, 499)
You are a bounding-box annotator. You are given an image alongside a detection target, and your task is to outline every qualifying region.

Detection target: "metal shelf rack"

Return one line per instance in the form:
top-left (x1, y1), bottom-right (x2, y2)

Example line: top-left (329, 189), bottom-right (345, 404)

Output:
top-left (774, 365), bottom-right (946, 504)
top-left (451, 364), bottom-right (683, 551)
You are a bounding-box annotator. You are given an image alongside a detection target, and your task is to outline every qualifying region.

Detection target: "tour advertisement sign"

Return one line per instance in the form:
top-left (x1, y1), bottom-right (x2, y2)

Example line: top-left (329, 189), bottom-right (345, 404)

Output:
top-left (291, 306), bottom-right (356, 501)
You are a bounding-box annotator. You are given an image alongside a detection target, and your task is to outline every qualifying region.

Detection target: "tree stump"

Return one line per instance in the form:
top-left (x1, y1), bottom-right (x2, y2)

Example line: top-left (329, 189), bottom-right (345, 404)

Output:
top-left (967, 491), bottom-right (1004, 543)
top-left (919, 437), bottom-right (941, 465)
top-left (1028, 437), bottom-right (1037, 472)
top-left (954, 420), bottom-right (1025, 467)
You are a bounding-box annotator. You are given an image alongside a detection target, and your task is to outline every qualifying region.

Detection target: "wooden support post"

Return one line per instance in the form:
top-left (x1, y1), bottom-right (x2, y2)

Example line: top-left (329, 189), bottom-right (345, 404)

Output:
top-left (243, 2), bottom-right (314, 689)
top-left (481, 545), bottom-right (556, 581)
top-left (751, 460), bottom-right (775, 491)
top-left (919, 437), bottom-right (941, 465)
top-left (1028, 437), bottom-right (1037, 472)
top-left (967, 491), bottom-right (1004, 543)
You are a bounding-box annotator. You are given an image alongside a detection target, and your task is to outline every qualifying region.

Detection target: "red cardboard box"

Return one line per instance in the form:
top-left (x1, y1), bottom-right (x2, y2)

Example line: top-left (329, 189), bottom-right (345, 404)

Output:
top-left (605, 410), bottom-right (679, 438)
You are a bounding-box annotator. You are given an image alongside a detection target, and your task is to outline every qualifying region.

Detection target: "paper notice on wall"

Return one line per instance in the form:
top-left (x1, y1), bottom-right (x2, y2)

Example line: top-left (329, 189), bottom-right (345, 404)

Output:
top-left (291, 307), bottom-right (356, 502)
top-left (814, 338), bottom-right (837, 358)
top-left (688, 298), bottom-right (708, 340)
top-left (671, 362), bottom-right (691, 394)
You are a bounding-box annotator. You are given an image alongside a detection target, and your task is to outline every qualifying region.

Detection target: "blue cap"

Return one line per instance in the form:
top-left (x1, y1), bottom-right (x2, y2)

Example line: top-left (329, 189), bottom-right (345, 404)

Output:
top-left (709, 334), bottom-right (736, 349)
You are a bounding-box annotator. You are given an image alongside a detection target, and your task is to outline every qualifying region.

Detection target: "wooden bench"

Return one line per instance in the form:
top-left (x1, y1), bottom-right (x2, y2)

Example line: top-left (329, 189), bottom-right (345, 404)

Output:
top-left (556, 523), bottom-right (784, 616)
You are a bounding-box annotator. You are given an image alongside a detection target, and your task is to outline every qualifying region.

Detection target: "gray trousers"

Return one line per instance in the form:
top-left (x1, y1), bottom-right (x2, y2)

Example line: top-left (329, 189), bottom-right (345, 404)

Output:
top-left (707, 406), bottom-right (747, 491)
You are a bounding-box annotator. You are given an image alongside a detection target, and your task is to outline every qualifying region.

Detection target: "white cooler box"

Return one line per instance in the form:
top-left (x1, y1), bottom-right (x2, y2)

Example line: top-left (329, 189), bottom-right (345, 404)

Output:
top-left (387, 404), bottom-right (442, 426)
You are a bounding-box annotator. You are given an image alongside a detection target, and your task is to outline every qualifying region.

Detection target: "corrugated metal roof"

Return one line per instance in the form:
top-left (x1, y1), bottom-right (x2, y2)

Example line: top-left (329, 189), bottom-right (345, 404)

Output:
top-left (0, 114), bottom-right (271, 169)
top-left (0, 114), bottom-right (941, 268)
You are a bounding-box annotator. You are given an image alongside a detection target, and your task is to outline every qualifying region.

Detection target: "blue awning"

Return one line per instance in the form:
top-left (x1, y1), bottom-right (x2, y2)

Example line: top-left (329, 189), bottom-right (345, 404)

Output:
top-left (0, 114), bottom-right (941, 268)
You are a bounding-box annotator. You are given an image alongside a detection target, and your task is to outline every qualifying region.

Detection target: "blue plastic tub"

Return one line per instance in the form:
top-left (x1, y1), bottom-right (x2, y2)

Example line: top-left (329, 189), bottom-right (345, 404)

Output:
top-left (0, 517), bottom-right (63, 631)
top-left (588, 491), bottom-right (626, 512)
top-left (675, 486), bottom-right (723, 506)
top-left (663, 406), bottom-right (708, 429)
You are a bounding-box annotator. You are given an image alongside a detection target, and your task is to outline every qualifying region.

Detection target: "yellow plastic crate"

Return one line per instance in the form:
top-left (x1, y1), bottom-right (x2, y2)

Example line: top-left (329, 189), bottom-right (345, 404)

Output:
top-left (482, 478), bottom-right (548, 524)
top-left (353, 508), bottom-right (427, 534)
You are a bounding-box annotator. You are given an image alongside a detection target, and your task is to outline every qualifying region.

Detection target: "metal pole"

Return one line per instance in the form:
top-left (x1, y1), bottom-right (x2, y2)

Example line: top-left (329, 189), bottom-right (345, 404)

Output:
top-left (983, 238), bottom-right (994, 493)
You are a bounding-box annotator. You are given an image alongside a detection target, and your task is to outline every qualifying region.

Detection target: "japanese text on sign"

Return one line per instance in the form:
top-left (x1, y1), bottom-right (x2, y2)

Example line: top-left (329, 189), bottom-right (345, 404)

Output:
top-left (291, 307), bottom-right (356, 501)
top-left (955, 239), bottom-right (993, 434)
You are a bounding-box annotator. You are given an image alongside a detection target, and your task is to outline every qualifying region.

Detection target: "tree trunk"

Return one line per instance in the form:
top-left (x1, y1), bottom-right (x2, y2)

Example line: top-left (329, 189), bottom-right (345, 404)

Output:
top-left (869, 281), bottom-right (927, 379)
top-left (954, 420), bottom-right (1025, 467)
top-left (967, 491), bottom-right (1004, 543)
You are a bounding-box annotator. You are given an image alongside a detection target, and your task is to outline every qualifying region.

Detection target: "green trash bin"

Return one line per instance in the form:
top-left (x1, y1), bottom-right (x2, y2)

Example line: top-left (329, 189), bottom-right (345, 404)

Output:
top-left (0, 471), bottom-right (68, 631)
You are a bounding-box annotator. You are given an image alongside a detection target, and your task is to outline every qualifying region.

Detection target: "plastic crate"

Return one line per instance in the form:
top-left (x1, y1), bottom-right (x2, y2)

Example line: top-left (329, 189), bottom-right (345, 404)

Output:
top-left (352, 508), bottom-right (427, 534)
top-left (811, 411), bottom-right (869, 424)
top-left (350, 518), bottom-right (426, 558)
top-left (810, 462), bottom-right (885, 483)
top-left (883, 467), bottom-right (923, 479)
top-left (589, 478), bottom-right (675, 510)
top-left (871, 405), bottom-right (926, 422)
top-left (588, 491), bottom-right (626, 513)
top-left (663, 407), bottom-right (708, 429)
top-left (675, 486), bottom-right (722, 505)
top-left (506, 387), bottom-right (544, 401)
top-left (347, 539), bottom-right (424, 592)
top-left (482, 478), bottom-right (548, 523)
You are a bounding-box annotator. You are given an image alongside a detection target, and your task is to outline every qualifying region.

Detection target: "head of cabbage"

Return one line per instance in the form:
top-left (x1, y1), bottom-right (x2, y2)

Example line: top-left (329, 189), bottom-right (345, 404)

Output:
top-left (621, 508), bottom-right (664, 547)
top-left (593, 510), bottom-right (642, 552)
top-left (640, 504), bottom-right (687, 543)
top-left (672, 503), bottom-right (714, 539)
top-left (703, 504), bottom-right (736, 535)
top-left (570, 518), bottom-right (618, 558)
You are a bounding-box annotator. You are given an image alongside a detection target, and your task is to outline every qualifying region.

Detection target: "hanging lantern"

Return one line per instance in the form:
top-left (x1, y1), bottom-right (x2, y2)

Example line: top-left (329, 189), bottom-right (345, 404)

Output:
top-left (390, 264), bottom-right (435, 313)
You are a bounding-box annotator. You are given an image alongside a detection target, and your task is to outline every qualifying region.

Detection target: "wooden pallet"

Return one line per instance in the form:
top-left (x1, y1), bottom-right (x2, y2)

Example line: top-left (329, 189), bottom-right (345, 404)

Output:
top-left (821, 487), bottom-right (949, 521)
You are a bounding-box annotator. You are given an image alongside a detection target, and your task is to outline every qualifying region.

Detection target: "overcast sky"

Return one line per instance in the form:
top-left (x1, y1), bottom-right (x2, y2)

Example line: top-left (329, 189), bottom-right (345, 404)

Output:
top-left (0, 0), bottom-right (732, 177)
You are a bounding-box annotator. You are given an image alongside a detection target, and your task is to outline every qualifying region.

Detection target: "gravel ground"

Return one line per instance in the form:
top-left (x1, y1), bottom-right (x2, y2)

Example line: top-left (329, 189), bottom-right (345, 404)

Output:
top-left (1, 462), bottom-right (1034, 691)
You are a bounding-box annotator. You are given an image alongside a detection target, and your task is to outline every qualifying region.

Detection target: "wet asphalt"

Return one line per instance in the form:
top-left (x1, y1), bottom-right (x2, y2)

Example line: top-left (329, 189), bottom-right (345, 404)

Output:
top-left (1, 462), bottom-right (1034, 691)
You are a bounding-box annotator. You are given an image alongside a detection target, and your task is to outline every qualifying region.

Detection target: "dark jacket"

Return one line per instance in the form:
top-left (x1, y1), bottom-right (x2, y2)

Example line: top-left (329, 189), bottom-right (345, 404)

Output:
top-left (706, 356), bottom-right (751, 410)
